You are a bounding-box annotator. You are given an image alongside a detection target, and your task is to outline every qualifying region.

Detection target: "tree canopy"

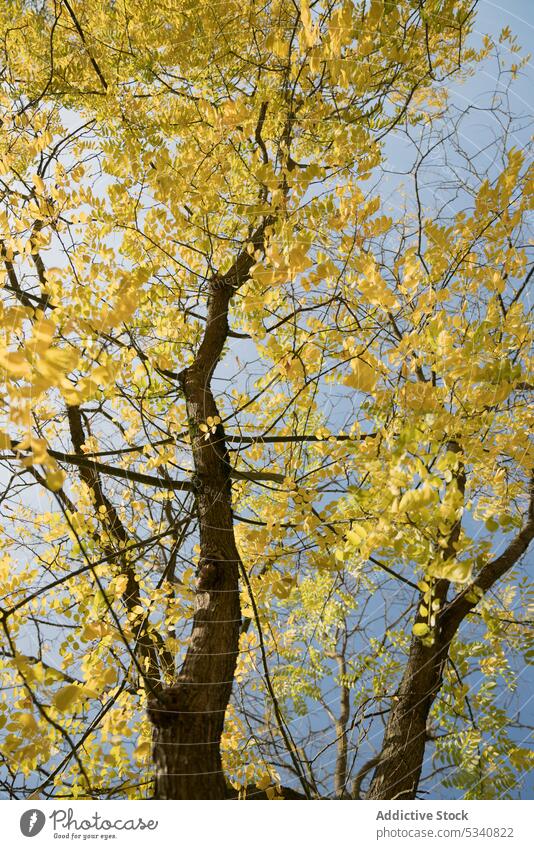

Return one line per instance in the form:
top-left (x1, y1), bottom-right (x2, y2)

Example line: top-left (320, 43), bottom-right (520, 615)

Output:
top-left (0, 0), bottom-right (532, 800)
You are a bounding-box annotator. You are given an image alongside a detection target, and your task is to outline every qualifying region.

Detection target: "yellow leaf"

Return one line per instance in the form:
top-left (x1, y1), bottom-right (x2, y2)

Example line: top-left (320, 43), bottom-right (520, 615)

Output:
top-left (300, 0), bottom-right (318, 46)
top-left (18, 712), bottom-right (39, 734)
top-left (53, 684), bottom-right (83, 712)
top-left (346, 525), bottom-right (367, 547)
top-left (103, 666), bottom-right (117, 686)
top-left (113, 575), bottom-right (129, 597)
top-left (287, 243), bottom-right (312, 273)
top-left (427, 559), bottom-right (472, 584)
top-left (32, 173), bottom-right (46, 194)
top-left (42, 347), bottom-right (79, 373)
top-left (135, 740), bottom-right (151, 760)
top-left (344, 359), bottom-right (377, 393)
top-left (30, 317), bottom-right (56, 352)
top-left (82, 622), bottom-right (103, 641)
top-left (0, 350), bottom-right (31, 379)
top-left (45, 468), bottom-right (65, 491)
top-left (256, 773), bottom-right (272, 790)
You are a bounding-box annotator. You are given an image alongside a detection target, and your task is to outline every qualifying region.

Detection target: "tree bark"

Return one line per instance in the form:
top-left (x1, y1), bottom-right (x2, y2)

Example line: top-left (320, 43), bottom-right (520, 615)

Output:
top-left (147, 225), bottom-right (270, 798)
top-left (366, 636), bottom-right (449, 799)
top-left (332, 650), bottom-right (350, 799)
top-left (147, 281), bottom-right (241, 798)
top-left (368, 474), bottom-right (533, 800)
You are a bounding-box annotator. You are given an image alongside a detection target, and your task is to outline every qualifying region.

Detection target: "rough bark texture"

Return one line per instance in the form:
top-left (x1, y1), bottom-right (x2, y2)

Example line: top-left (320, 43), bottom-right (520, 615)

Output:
top-left (148, 226), bottom-right (269, 799)
top-left (148, 281), bottom-right (241, 799)
top-left (366, 636), bottom-right (450, 799)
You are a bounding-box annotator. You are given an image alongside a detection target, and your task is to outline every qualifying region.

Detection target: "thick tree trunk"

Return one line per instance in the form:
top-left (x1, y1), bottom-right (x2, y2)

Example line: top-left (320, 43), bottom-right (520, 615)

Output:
top-left (147, 279), bottom-right (242, 798)
top-left (143, 222), bottom-right (281, 798)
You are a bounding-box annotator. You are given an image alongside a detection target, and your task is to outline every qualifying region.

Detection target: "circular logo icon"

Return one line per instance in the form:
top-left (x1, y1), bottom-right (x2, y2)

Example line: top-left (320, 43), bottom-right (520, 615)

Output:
top-left (20, 809), bottom-right (46, 837)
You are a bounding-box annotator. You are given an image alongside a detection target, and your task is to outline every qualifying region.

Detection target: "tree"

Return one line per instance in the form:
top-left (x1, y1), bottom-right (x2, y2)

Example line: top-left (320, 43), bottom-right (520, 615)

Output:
top-left (0, 0), bottom-right (532, 800)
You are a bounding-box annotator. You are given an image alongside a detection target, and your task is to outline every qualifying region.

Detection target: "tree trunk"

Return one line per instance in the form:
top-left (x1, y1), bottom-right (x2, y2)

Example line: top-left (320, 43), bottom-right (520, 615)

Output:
top-left (333, 651), bottom-right (350, 799)
top-left (147, 278), bottom-right (244, 798)
top-left (368, 474), bottom-right (533, 800)
top-left (368, 440), bottom-right (466, 800)
top-left (145, 222), bottom-right (277, 798)
top-left (366, 636), bottom-right (449, 800)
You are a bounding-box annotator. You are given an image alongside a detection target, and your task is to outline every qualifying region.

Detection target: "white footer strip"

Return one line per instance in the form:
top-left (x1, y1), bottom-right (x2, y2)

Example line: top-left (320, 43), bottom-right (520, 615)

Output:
top-left (2, 799), bottom-right (532, 849)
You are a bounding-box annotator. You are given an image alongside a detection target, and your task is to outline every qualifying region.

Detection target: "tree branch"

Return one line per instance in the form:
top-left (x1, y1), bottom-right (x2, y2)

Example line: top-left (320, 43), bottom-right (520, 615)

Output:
top-left (442, 473), bottom-right (534, 639)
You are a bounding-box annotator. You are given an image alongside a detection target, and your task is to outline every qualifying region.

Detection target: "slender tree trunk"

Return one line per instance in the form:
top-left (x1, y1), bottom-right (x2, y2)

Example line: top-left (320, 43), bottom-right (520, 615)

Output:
top-left (366, 636), bottom-right (449, 800)
top-left (368, 474), bottom-right (533, 800)
top-left (368, 441), bottom-right (465, 800)
top-left (332, 650), bottom-right (350, 799)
